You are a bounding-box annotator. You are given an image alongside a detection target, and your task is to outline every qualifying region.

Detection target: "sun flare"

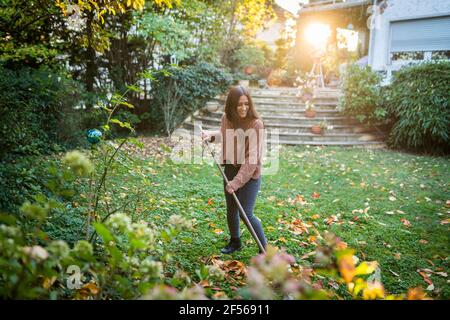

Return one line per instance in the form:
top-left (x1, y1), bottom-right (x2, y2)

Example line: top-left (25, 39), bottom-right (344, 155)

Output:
top-left (304, 23), bottom-right (331, 50)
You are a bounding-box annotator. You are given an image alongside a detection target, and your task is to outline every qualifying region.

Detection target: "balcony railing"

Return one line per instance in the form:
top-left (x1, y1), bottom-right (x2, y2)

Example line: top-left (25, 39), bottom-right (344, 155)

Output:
top-left (301, 0), bottom-right (370, 12)
top-left (306, 0), bottom-right (363, 6)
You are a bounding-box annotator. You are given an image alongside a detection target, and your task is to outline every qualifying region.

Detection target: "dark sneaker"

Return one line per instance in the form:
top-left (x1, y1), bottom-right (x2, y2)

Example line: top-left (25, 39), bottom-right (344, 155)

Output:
top-left (220, 238), bottom-right (242, 254)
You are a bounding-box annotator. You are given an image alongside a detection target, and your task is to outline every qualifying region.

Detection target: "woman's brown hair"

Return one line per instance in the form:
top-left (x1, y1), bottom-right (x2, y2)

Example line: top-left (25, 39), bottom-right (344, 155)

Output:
top-left (224, 85), bottom-right (261, 129)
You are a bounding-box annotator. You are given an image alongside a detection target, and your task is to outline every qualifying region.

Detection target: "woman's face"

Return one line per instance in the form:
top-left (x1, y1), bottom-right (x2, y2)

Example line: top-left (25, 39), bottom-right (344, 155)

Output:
top-left (237, 95), bottom-right (249, 118)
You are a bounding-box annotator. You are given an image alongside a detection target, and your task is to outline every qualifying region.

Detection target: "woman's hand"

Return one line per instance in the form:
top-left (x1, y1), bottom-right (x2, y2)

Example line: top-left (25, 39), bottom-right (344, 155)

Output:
top-left (225, 183), bottom-right (235, 194)
top-left (201, 130), bottom-right (211, 143)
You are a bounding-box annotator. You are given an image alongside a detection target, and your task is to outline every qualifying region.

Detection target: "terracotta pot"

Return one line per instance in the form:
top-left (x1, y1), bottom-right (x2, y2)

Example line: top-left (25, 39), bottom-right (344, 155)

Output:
top-left (311, 125), bottom-right (323, 135)
top-left (305, 109), bottom-right (316, 118)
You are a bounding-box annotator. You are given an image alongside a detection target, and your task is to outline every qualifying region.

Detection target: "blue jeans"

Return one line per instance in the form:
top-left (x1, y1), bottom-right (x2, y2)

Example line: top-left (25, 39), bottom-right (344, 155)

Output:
top-left (223, 164), bottom-right (267, 248)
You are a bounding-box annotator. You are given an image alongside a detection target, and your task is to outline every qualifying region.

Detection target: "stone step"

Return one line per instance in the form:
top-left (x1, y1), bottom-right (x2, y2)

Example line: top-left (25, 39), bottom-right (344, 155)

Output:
top-left (269, 132), bottom-right (385, 143)
top-left (211, 99), bottom-right (338, 107)
top-left (249, 88), bottom-right (299, 96)
top-left (202, 109), bottom-right (340, 118)
top-left (172, 127), bottom-right (385, 146)
top-left (266, 139), bottom-right (386, 147)
top-left (182, 121), bottom-right (379, 135)
top-left (207, 100), bottom-right (338, 109)
top-left (192, 115), bottom-right (356, 126)
top-left (175, 87), bottom-right (385, 147)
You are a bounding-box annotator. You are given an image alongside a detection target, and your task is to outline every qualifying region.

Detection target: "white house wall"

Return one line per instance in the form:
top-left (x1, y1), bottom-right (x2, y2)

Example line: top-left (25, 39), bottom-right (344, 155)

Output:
top-left (256, 22), bottom-right (285, 50)
top-left (369, 0), bottom-right (450, 72)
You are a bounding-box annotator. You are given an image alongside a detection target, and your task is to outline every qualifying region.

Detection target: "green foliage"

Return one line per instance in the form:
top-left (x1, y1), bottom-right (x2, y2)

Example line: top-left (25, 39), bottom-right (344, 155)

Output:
top-left (0, 66), bottom-right (89, 212)
top-left (233, 44), bottom-right (265, 71)
top-left (338, 64), bottom-right (387, 125)
top-left (0, 0), bottom-right (66, 68)
top-left (150, 61), bottom-right (232, 135)
top-left (0, 144), bottom-right (192, 299)
top-left (384, 61), bottom-right (450, 154)
top-left (0, 65), bottom-right (86, 160)
top-left (136, 11), bottom-right (191, 62)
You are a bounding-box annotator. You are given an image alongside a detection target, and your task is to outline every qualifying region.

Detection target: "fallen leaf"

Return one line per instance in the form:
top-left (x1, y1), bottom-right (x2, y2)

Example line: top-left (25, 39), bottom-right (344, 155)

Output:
top-left (213, 228), bottom-right (223, 235)
top-left (419, 239), bottom-right (428, 244)
top-left (440, 218), bottom-right (450, 225)
top-left (212, 291), bottom-right (227, 299)
top-left (42, 276), bottom-right (57, 289)
top-left (300, 251), bottom-right (316, 260)
top-left (400, 218), bottom-right (411, 227)
top-left (294, 194), bottom-right (306, 204)
top-left (335, 241), bottom-right (348, 250)
top-left (79, 282), bottom-right (99, 296)
top-left (389, 269), bottom-right (400, 277)
top-left (325, 216), bottom-right (338, 225)
top-left (208, 198), bottom-right (214, 205)
top-left (312, 192), bottom-right (321, 199)
top-left (417, 270), bottom-right (433, 286)
top-left (199, 279), bottom-right (210, 287)
top-left (389, 196), bottom-right (397, 201)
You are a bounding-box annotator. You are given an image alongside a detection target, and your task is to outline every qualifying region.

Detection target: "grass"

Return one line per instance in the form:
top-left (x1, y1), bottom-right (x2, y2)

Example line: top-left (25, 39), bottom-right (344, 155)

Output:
top-left (60, 143), bottom-right (450, 299)
top-left (135, 147), bottom-right (450, 299)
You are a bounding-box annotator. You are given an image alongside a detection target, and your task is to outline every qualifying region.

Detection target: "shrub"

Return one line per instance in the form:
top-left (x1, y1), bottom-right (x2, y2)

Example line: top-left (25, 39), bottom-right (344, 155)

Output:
top-left (338, 64), bottom-right (387, 125)
top-left (0, 65), bottom-right (85, 161)
top-left (233, 44), bottom-right (266, 72)
top-left (384, 61), bottom-right (450, 154)
top-left (150, 61), bottom-right (232, 135)
top-left (0, 145), bottom-right (194, 299)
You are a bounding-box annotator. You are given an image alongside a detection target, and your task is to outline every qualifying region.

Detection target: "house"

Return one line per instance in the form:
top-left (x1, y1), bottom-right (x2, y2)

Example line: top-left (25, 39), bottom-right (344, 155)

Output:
top-left (295, 0), bottom-right (450, 81)
top-left (368, 0), bottom-right (450, 79)
top-left (256, 4), bottom-right (294, 51)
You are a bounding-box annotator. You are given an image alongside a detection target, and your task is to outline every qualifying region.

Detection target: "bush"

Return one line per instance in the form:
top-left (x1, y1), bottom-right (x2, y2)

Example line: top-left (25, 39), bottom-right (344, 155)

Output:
top-left (338, 64), bottom-right (387, 125)
top-left (385, 61), bottom-right (450, 154)
top-left (233, 44), bottom-right (266, 71)
top-left (150, 61), bottom-right (232, 135)
top-left (0, 66), bottom-right (85, 161)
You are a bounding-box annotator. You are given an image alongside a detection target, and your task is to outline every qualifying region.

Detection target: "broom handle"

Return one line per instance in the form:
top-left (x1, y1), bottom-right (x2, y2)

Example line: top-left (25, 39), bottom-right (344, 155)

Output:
top-left (200, 125), bottom-right (266, 254)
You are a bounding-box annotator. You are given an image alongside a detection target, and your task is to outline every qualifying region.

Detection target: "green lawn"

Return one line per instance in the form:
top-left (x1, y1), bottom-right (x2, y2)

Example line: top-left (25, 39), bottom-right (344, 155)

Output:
top-left (70, 143), bottom-right (450, 299)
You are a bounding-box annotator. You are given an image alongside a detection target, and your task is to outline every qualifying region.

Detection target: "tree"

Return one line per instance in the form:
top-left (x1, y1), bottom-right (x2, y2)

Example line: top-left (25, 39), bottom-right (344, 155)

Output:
top-left (53, 0), bottom-right (179, 106)
top-left (218, 0), bottom-right (276, 67)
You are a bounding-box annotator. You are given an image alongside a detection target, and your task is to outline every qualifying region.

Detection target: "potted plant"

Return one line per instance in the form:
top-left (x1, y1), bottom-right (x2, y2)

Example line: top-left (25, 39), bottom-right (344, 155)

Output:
top-left (311, 120), bottom-right (327, 135)
top-left (244, 65), bottom-right (254, 75)
top-left (304, 101), bottom-right (316, 118)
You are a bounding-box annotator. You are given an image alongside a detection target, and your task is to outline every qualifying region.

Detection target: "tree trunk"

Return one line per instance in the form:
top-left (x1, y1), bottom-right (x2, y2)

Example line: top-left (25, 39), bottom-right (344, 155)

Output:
top-left (85, 10), bottom-right (96, 109)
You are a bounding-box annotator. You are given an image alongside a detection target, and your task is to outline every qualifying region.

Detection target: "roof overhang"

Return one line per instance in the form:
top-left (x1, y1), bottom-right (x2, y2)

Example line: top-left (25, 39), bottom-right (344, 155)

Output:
top-left (300, 0), bottom-right (371, 14)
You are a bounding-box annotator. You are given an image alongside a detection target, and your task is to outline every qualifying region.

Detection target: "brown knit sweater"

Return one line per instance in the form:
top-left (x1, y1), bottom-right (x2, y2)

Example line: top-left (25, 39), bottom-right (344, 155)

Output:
top-left (209, 114), bottom-right (264, 191)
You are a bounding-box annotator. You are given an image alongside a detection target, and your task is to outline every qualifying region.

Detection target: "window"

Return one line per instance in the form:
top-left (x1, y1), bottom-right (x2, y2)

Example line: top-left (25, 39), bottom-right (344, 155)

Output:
top-left (432, 51), bottom-right (450, 60)
top-left (391, 51), bottom-right (424, 61)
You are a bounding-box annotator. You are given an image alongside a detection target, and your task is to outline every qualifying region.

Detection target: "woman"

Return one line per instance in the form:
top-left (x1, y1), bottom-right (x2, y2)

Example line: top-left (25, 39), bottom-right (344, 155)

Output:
top-left (201, 85), bottom-right (267, 254)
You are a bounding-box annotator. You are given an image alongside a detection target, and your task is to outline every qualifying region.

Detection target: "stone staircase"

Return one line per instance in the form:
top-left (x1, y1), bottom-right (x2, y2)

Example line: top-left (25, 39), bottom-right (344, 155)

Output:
top-left (173, 87), bottom-right (385, 146)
